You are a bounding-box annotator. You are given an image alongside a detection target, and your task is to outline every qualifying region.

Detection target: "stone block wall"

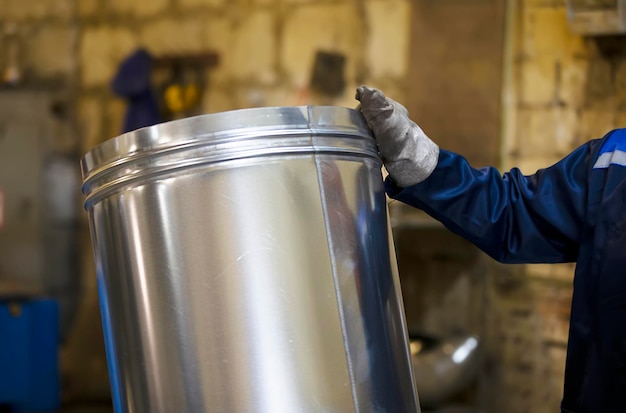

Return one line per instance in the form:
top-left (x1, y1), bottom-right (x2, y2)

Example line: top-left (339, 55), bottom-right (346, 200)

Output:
top-left (0, 0), bottom-right (409, 150)
top-left (73, 0), bottom-right (409, 152)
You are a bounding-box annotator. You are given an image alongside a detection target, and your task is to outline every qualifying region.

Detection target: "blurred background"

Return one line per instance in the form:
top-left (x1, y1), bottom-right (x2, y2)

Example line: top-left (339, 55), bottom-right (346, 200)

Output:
top-left (0, 0), bottom-right (624, 412)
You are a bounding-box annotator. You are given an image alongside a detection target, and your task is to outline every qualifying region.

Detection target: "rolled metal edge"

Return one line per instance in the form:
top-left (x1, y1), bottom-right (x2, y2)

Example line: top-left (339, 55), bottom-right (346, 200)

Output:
top-left (81, 106), bottom-right (370, 182)
top-left (81, 106), bottom-right (375, 207)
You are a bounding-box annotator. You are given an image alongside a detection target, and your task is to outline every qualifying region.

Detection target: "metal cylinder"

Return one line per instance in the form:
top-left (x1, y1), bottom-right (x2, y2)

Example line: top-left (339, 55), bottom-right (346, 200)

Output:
top-left (81, 106), bottom-right (420, 413)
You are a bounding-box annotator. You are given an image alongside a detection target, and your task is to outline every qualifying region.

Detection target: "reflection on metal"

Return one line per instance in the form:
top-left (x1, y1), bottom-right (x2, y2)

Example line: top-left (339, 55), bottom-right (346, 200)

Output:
top-left (452, 337), bottom-right (479, 364)
top-left (410, 333), bottom-right (481, 409)
top-left (82, 106), bottom-right (420, 413)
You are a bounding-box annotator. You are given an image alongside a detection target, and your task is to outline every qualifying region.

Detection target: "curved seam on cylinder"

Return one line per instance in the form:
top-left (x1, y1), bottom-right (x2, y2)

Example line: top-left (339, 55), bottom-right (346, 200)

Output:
top-left (309, 105), bottom-right (360, 413)
top-left (83, 133), bottom-right (374, 188)
top-left (82, 129), bottom-right (329, 184)
top-left (82, 127), bottom-right (372, 184)
top-left (82, 133), bottom-right (376, 195)
top-left (82, 148), bottom-right (378, 209)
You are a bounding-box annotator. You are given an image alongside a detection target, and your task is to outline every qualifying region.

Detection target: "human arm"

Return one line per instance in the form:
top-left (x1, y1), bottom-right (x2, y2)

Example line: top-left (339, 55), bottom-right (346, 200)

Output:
top-left (356, 86), bottom-right (594, 264)
top-left (386, 146), bottom-right (593, 264)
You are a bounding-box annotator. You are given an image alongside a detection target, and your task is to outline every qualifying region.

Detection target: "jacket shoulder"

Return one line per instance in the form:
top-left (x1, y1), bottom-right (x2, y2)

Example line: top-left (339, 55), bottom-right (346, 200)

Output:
top-left (593, 129), bottom-right (626, 169)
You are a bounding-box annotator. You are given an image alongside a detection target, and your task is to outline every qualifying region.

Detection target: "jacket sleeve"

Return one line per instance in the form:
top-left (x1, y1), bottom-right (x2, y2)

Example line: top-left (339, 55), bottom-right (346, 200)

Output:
top-left (385, 140), bottom-right (600, 264)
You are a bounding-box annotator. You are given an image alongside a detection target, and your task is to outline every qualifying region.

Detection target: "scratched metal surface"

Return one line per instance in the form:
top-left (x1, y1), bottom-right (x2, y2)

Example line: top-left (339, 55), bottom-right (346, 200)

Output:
top-left (82, 106), bottom-right (419, 413)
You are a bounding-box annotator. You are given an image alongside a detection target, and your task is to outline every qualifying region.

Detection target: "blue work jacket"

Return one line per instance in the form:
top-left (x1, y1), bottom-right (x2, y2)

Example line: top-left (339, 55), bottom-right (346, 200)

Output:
top-left (385, 129), bottom-right (626, 412)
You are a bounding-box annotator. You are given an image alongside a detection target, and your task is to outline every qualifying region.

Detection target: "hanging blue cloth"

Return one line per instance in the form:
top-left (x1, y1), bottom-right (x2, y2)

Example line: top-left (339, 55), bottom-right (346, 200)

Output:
top-left (111, 49), bottom-right (162, 134)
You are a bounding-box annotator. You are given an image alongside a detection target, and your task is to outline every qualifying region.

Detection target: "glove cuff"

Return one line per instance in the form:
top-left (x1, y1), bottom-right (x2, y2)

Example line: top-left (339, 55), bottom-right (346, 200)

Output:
top-left (386, 133), bottom-right (439, 187)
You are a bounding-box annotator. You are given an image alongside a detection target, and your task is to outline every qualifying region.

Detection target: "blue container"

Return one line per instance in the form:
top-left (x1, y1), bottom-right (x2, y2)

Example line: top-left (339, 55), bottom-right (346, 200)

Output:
top-left (0, 299), bottom-right (60, 412)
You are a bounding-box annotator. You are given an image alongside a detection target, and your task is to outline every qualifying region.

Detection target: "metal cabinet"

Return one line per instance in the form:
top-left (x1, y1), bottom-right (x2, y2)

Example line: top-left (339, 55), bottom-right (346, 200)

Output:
top-left (0, 120), bottom-right (45, 287)
top-left (0, 90), bottom-right (80, 339)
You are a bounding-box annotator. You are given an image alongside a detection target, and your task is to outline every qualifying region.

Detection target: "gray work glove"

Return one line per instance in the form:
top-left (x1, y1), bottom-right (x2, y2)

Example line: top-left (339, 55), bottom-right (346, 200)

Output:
top-left (356, 86), bottom-right (439, 187)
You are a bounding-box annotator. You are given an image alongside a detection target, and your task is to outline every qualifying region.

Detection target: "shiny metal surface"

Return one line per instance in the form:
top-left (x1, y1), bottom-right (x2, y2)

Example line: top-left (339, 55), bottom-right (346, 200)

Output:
top-left (82, 106), bottom-right (420, 413)
top-left (410, 334), bottom-right (481, 408)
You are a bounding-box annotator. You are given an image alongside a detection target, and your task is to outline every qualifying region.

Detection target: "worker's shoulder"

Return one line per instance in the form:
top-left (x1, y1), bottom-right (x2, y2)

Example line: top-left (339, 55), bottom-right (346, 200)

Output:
top-left (593, 128), bottom-right (626, 169)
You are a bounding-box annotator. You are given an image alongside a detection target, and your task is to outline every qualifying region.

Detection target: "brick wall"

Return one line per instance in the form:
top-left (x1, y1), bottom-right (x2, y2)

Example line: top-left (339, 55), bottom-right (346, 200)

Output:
top-left (73, 0), bottom-right (410, 153)
top-left (0, 0), bottom-right (409, 150)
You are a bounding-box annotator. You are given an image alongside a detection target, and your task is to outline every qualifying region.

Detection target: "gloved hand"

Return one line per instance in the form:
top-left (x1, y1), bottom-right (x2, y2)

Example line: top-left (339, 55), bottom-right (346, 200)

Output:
top-left (356, 86), bottom-right (439, 187)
